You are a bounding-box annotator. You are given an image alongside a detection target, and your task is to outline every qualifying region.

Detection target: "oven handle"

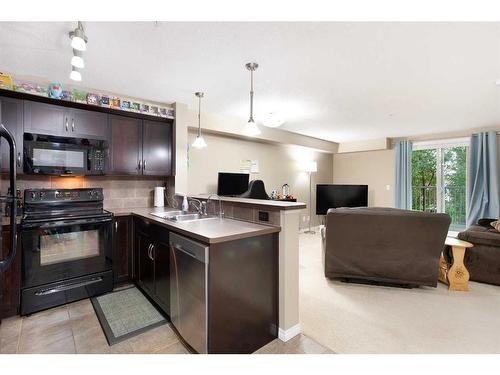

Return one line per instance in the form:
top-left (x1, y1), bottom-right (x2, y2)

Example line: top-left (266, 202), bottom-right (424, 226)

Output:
top-left (34, 276), bottom-right (103, 296)
top-left (22, 217), bottom-right (112, 230)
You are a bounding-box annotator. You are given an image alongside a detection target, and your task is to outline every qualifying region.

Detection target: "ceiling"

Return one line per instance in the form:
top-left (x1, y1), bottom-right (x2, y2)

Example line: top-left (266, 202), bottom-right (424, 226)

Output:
top-left (1, 22), bottom-right (500, 143)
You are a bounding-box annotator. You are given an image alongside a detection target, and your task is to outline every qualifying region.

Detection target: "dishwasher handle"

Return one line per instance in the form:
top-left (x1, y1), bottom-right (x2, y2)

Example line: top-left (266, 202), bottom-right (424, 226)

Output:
top-left (169, 232), bottom-right (208, 264)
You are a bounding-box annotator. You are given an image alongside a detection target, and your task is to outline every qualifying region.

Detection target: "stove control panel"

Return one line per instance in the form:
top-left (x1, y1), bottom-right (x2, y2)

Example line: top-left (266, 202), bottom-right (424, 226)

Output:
top-left (24, 188), bottom-right (103, 203)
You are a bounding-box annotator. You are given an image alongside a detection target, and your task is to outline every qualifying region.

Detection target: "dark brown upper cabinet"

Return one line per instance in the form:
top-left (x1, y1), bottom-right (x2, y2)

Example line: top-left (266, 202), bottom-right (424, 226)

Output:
top-left (24, 100), bottom-right (66, 136)
top-left (66, 107), bottom-right (108, 139)
top-left (109, 115), bottom-right (173, 176)
top-left (142, 120), bottom-right (172, 176)
top-left (0, 96), bottom-right (24, 172)
top-left (109, 115), bottom-right (142, 175)
top-left (24, 100), bottom-right (108, 140)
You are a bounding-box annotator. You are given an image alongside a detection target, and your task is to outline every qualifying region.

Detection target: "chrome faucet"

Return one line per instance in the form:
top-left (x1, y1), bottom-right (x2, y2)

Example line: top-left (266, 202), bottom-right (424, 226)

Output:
top-left (207, 194), bottom-right (224, 219)
top-left (188, 198), bottom-right (204, 215)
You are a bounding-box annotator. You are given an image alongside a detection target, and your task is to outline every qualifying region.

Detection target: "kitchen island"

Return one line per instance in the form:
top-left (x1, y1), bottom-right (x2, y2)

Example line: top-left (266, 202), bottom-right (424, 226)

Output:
top-left (188, 195), bottom-right (306, 342)
top-left (108, 206), bottom-right (280, 354)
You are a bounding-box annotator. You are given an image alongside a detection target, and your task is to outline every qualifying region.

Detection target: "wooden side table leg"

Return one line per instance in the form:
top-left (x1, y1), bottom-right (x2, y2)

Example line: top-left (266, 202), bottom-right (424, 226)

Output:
top-left (447, 246), bottom-right (470, 292)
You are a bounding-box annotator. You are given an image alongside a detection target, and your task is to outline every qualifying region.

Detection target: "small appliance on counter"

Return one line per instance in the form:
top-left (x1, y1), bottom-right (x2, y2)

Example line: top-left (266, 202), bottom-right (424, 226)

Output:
top-left (20, 187), bottom-right (113, 315)
top-left (154, 186), bottom-right (165, 207)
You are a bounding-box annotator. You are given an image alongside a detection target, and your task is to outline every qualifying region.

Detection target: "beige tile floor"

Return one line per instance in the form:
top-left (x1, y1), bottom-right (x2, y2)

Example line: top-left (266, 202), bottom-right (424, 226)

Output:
top-left (0, 298), bottom-right (330, 354)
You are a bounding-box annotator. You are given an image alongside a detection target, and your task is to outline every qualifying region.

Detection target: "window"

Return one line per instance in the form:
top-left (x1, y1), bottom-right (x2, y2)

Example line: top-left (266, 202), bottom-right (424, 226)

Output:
top-left (411, 138), bottom-right (469, 231)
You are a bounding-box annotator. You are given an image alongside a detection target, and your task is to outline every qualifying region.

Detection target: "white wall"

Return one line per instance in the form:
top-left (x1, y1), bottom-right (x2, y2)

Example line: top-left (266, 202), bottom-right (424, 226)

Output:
top-left (333, 149), bottom-right (395, 207)
top-left (187, 130), bottom-right (333, 227)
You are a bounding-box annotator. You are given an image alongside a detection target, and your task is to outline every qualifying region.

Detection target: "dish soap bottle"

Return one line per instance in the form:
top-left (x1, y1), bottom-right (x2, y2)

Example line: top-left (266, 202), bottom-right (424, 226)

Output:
top-left (181, 195), bottom-right (189, 212)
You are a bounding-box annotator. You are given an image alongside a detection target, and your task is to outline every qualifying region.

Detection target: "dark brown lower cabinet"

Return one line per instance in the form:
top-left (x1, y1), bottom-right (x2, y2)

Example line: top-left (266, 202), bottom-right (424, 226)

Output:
top-left (134, 218), bottom-right (170, 316)
top-left (112, 216), bottom-right (133, 285)
top-left (207, 234), bottom-right (279, 354)
top-left (0, 225), bottom-right (21, 319)
top-left (132, 216), bottom-right (279, 354)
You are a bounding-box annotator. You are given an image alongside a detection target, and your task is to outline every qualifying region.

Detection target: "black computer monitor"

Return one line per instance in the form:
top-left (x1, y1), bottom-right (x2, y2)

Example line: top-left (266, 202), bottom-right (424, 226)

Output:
top-left (217, 172), bottom-right (250, 196)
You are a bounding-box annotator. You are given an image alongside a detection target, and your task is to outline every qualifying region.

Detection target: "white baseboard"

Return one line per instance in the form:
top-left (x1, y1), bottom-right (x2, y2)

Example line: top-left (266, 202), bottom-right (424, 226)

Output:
top-left (278, 324), bottom-right (301, 342)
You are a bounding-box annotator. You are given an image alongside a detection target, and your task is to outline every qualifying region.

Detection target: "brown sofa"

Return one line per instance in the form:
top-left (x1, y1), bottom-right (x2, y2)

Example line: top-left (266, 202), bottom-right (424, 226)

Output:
top-left (321, 207), bottom-right (451, 288)
top-left (453, 221), bottom-right (500, 286)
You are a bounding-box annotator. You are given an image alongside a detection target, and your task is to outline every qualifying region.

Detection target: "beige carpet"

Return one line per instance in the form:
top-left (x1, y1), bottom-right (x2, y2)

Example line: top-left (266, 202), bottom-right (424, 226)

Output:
top-left (299, 231), bottom-right (500, 354)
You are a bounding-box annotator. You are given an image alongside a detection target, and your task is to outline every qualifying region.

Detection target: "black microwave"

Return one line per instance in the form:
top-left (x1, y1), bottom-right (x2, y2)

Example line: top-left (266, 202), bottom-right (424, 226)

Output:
top-left (23, 133), bottom-right (108, 176)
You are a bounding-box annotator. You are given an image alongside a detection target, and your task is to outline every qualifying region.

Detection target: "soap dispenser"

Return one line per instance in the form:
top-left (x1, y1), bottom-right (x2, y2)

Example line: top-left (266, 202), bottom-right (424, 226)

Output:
top-left (181, 195), bottom-right (189, 212)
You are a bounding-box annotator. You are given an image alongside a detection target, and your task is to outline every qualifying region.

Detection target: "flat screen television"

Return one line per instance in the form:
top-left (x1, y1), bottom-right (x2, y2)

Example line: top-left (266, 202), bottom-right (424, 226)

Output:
top-left (316, 184), bottom-right (368, 215)
top-left (217, 172), bottom-right (250, 196)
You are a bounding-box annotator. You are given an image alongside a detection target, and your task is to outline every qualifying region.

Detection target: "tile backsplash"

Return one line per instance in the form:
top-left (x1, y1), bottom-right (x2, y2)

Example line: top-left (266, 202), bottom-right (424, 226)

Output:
top-left (2, 175), bottom-right (175, 210)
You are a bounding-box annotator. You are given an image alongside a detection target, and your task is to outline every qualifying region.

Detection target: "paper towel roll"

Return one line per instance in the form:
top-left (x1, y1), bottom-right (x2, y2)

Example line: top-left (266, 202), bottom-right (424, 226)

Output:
top-left (154, 187), bottom-right (165, 207)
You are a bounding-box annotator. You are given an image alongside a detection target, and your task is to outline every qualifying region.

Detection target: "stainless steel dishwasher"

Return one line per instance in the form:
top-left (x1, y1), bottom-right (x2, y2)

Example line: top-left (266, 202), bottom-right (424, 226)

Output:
top-left (169, 232), bottom-right (209, 354)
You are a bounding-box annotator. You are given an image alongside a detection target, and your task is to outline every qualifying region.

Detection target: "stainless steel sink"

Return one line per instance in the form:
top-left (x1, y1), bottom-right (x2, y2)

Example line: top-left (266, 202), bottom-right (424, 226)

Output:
top-left (150, 211), bottom-right (218, 223)
top-left (150, 211), bottom-right (184, 219)
top-left (167, 213), bottom-right (218, 223)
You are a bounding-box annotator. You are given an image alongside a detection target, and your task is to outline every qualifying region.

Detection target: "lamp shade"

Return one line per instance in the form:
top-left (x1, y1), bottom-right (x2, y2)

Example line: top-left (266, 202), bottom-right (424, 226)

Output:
top-left (243, 120), bottom-right (261, 136)
top-left (69, 68), bottom-right (82, 82)
top-left (303, 160), bottom-right (317, 173)
top-left (192, 135), bottom-right (207, 148)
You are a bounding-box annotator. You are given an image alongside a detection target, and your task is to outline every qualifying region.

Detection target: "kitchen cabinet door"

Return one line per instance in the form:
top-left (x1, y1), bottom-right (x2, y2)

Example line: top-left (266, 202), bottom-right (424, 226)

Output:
top-left (66, 108), bottom-right (108, 140)
top-left (112, 216), bottom-right (132, 285)
top-left (109, 115), bottom-right (142, 175)
top-left (0, 97), bottom-right (23, 172)
top-left (0, 226), bottom-right (21, 319)
top-left (23, 100), bottom-right (66, 136)
top-left (142, 120), bottom-right (172, 176)
top-left (136, 230), bottom-right (155, 296)
top-left (152, 241), bottom-right (170, 315)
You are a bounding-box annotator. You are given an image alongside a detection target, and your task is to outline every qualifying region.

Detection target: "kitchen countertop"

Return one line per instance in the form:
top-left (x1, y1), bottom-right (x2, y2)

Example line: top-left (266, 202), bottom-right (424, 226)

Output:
top-left (107, 207), bottom-right (281, 244)
top-left (189, 194), bottom-right (307, 210)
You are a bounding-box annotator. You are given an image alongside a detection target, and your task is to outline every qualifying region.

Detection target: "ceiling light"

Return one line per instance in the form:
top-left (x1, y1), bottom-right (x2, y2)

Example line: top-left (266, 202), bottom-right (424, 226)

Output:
top-left (70, 68), bottom-right (82, 82)
top-left (243, 62), bottom-right (261, 137)
top-left (69, 21), bottom-right (88, 52)
top-left (262, 112), bottom-right (285, 128)
top-left (192, 92), bottom-right (207, 148)
top-left (71, 50), bottom-right (85, 69)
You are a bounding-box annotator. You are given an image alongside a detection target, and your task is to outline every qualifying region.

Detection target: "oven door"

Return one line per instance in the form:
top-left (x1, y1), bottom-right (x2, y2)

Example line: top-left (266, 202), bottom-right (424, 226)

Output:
top-left (24, 140), bottom-right (88, 175)
top-left (21, 216), bottom-right (112, 289)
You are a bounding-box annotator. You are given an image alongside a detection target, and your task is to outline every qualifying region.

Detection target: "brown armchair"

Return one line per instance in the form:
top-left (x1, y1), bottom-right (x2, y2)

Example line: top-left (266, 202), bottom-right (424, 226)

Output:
top-left (321, 207), bottom-right (451, 288)
top-left (454, 220), bottom-right (500, 286)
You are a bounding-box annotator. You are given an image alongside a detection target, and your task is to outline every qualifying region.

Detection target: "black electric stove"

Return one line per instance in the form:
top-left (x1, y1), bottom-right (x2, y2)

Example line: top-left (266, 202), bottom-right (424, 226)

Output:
top-left (21, 188), bottom-right (113, 315)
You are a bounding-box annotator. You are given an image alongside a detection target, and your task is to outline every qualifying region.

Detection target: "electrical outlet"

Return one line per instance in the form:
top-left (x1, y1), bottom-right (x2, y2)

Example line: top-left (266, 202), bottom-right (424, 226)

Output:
top-left (386, 184), bottom-right (391, 191)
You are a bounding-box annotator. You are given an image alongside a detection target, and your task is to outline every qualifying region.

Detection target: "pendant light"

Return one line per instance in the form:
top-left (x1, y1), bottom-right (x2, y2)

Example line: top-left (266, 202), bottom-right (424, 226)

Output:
top-left (192, 92), bottom-right (207, 148)
top-left (243, 62), bottom-right (261, 137)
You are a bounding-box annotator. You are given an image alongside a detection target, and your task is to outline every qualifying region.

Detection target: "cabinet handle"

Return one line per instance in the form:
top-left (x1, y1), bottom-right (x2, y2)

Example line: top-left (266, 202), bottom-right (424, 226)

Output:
top-left (143, 160), bottom-right (147, 171)
top-left (71, 118), bottom-right (75, 132)
top-left (147, 244), bottom-right (152, 260)
top-left (65, 118), bottom-right (69, 131)
top-left (115, 221), bottom-right (118, 231)
top-left (150, 244), bottom-right (155, 260)
top-left (138, 160), bottom-right (142, 171)
top-left (17, 152), bottom-right (21, 168)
